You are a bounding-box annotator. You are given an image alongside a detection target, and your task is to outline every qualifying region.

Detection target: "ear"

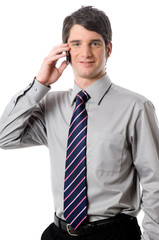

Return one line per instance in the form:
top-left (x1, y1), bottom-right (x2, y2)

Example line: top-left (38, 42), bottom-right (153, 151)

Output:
top-left (106, 42), bottom-right (112, 58)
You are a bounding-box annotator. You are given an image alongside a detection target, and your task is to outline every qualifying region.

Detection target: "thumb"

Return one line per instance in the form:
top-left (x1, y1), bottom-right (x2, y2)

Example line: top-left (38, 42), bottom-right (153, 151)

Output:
top-left (58, 60), bottom-right (67, 76)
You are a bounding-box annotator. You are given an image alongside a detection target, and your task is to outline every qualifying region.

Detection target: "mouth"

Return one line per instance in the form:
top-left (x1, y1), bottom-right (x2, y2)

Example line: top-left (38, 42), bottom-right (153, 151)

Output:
top-left (79, 60), bottom-right (95, 67)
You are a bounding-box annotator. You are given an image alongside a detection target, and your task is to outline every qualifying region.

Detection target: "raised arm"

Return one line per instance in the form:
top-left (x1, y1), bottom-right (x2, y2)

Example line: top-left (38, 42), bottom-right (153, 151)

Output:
top-left (0, 43), bottom-right (70, 149)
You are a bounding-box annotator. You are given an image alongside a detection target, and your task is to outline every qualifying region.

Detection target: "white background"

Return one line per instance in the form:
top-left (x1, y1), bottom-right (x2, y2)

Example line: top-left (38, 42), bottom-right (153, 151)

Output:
top-left (0, 0), bottom-right (158, 239)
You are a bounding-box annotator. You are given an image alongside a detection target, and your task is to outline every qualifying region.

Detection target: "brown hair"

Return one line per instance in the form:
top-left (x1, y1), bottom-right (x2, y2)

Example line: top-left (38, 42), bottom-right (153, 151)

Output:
top-left (62, 6), bottom-right (112, 46)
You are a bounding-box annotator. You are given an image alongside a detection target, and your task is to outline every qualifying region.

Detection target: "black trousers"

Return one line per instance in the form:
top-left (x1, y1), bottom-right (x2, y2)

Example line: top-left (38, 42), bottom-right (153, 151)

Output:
top-left (41, 216), bottom-right (141, 240)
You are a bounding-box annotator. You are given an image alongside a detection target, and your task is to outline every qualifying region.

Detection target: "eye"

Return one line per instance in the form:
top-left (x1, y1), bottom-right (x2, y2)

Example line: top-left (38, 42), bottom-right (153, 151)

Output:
top-left (92, 42), bottom-right (99, 46)
top-left (91, 42), bottom-right (101, 47)
top-left (72, 42), bottom-right (80, 47)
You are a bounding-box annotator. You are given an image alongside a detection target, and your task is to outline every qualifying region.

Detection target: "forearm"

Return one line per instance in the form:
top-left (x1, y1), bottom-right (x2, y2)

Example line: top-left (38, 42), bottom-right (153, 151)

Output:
top-left (0, 42), bottom-right (70, 149)
top-left (141, 213), bottom-right (159, 240)
top-left (0, 79), bottom-right (50, 149)
top-left (132, 101), bottom-right (159, 240)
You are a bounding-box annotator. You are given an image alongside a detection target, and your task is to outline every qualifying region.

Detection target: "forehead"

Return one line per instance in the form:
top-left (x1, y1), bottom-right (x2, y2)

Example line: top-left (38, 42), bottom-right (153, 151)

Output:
top-left (68, 24), bottom-right (104, 42)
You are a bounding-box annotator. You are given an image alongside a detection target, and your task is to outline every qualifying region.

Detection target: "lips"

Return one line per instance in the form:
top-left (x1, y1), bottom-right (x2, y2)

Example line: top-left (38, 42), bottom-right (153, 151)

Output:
top-left (80, 60), bottom-right (95, 63)
top-left (79, 60), bottom-right (95, 67)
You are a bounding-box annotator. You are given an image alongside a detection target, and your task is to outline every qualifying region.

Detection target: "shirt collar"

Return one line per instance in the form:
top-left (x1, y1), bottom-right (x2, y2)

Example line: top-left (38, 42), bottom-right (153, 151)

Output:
top-left (70, 73), bottom-right (112, 106)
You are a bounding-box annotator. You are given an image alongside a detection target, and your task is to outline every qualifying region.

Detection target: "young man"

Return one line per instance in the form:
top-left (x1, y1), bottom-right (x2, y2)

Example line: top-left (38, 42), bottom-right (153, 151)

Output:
top-left (0, 6), bottom-right (159, 240)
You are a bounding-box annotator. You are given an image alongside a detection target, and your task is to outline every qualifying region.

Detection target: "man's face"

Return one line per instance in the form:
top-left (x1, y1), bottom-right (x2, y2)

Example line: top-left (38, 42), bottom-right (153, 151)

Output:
top-left (67, 24), bottom-right (111, 85)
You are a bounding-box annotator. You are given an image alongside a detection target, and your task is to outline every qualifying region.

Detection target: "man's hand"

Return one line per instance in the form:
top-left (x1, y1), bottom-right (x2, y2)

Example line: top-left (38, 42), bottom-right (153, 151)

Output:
top-left (36, 43), bottom-right (70, 87)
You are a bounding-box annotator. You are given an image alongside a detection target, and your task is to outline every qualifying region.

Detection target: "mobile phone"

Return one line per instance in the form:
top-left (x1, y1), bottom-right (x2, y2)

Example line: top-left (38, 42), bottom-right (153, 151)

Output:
top-left (66, 51), bottom-right (71, 65)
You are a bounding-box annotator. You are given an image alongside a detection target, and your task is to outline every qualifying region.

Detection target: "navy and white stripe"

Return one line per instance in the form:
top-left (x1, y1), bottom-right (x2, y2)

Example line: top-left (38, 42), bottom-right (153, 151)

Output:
top-left (64, 90), bottom-right (90, 229)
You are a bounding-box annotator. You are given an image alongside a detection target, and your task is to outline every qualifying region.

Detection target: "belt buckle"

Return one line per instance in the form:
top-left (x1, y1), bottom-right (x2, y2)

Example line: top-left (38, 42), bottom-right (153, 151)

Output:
top-left (66, 224), bottom-right (78, 237)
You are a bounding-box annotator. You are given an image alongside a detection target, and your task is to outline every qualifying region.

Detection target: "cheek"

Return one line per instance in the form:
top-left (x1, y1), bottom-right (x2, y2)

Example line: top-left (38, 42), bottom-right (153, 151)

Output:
top-left (98, 53), bottom-right (107, 66)
top-left (69, 51), bottom-right (77, 64)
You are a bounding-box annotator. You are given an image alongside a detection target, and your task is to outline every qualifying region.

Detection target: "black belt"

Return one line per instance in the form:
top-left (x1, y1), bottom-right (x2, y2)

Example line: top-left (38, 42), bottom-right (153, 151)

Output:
top-left (54, 213), bottom-right (135, 237)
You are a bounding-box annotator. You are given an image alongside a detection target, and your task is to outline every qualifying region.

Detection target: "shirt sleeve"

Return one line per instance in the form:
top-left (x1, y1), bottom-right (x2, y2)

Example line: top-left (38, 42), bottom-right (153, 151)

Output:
top-left (0, 79), bottom-right (50, 149)
top-left (131, 100), bottom-right (159, 240)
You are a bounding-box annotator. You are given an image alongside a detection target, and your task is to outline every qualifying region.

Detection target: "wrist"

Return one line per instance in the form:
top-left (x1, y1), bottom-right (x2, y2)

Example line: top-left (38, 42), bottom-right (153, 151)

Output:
top-left (34, 76), bottom-right (50, 87)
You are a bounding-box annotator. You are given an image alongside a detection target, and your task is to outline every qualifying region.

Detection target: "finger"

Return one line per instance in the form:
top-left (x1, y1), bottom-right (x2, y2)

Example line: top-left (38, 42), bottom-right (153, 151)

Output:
top-left (50, 42), bottom-right (70, 54)
top-left (58, 60), bottom-right (67, 75)
top-left (46, 52), bottom-right (67, 65)
top-left (50, 44), bottom-right (69, 55)
top-left (51, 43), bottom-right (69, 51)
top-left (49, 47), bottom-right (70, 58)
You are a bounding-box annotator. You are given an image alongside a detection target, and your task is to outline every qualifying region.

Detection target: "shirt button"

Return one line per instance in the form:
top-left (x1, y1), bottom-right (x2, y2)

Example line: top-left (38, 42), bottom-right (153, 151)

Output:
top-left (34, 88), bottom-right (37, 91)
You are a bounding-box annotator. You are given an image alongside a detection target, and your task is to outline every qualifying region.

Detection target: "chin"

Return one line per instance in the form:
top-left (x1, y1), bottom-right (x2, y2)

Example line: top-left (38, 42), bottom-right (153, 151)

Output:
top-left (79, 71), bottom-right (104, 80)
top-left (77, 69), bottom-right (96, 78)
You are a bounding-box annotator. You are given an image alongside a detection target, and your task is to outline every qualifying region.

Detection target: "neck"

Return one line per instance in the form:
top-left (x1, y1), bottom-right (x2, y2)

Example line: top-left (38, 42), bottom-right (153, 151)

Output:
top-left (74, 73), bottom-right (106, 89)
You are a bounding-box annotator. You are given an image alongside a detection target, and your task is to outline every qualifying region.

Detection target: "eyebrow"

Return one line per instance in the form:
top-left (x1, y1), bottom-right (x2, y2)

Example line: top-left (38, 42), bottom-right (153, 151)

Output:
top-left (69, 39), bottom-right (103, 44)
top-left (90, 39), bottom-right (103, 43)
top-left (69, 40), bottom-right (81, 44)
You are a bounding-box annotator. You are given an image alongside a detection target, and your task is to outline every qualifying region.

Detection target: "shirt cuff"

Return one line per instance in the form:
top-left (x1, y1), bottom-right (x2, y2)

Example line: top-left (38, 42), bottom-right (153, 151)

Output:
top-left (26, 78), bottom-right (50, 103)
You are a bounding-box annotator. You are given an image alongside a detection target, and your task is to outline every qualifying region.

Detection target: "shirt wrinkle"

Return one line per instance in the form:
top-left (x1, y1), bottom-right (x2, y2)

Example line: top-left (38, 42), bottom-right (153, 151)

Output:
top-left (0, 74), bottom-right (159, 239)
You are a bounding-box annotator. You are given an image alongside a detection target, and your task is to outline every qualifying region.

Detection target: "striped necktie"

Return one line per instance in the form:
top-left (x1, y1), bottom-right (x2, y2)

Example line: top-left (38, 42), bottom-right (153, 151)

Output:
top-left (64, 90), bottom-right (90, 230)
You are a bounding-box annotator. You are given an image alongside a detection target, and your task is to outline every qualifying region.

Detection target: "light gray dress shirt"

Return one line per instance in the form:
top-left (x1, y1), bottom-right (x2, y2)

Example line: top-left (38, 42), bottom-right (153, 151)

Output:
top-left (0, 74), bottom-right (159, 240)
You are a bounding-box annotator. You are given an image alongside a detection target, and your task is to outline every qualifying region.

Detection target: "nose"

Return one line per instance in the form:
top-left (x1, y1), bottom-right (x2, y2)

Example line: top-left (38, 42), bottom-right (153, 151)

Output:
top-left (80, 44), bottom-right (92, 58)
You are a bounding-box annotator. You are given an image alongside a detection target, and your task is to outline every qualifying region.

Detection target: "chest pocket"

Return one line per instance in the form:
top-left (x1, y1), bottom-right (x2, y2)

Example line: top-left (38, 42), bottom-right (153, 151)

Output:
top-left (87, 132), bottom-right (125, 172)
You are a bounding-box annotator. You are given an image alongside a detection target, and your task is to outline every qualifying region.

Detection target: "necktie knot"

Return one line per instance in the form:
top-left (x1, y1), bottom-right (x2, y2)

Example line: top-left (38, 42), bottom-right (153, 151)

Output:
top-left (76, 90), bottom-right (90, 104)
